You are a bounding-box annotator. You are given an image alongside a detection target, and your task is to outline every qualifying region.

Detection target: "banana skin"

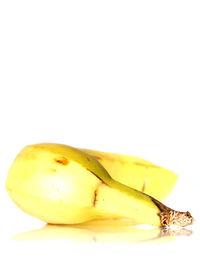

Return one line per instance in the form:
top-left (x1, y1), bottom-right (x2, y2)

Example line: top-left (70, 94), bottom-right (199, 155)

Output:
top-left (81, 148), bottom-right (178, 201)
top-left (6, 143), bottom-right (193, 227)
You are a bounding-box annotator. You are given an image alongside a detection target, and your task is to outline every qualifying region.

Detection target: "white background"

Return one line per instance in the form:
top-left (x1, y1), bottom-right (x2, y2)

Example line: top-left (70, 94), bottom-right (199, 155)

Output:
top-left (0, 0), bottom-right (200, 266)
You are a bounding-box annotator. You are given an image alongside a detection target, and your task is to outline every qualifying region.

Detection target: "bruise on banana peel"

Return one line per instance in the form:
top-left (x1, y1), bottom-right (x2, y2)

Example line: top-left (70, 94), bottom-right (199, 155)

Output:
top-left (54, 157), bottom-right (69, 166)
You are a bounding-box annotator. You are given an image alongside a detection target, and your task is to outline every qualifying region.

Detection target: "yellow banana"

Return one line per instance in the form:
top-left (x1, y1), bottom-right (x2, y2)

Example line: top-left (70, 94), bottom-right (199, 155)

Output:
top-left (6, 143), bottom-right (193, 227)
top-left (81, 148), bottom-right (177, 201)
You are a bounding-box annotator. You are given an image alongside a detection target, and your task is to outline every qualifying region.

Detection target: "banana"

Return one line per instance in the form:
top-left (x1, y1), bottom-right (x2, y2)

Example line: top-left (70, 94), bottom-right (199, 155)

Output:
top-left (6, 143), bottom-right (193, 227)
top-left (81, 148), bottom-right (177, 201)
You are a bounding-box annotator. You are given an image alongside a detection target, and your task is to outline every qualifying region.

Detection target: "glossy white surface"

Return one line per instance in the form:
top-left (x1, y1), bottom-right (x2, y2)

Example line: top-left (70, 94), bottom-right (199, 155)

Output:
top-left (0, 0), bottom-right (200, 266)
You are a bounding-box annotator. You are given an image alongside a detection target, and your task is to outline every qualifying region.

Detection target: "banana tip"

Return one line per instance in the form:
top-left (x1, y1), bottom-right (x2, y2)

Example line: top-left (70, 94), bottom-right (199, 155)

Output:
top-left (160, 210), bottom-right (193, 228)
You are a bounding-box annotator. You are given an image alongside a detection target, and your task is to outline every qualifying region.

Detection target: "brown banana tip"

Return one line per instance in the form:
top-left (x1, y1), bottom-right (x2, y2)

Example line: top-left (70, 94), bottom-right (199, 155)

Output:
top-left (159, 210), bottom-right (193, 228)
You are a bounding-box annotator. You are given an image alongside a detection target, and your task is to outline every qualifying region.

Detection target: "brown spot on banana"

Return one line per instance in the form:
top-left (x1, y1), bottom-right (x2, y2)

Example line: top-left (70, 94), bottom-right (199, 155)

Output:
top-left (85, 168), bottom-right (108, 207)
top-left (93, 189), bottom-right (98, 206)
top-left (92, 182), bottom-right (103, 207)
top-left (142, 181), bottom-right (146, 193)
top-left (54, 157), bottom-right (68, 166)
top-left (132, 161), bottom-right (159, 168)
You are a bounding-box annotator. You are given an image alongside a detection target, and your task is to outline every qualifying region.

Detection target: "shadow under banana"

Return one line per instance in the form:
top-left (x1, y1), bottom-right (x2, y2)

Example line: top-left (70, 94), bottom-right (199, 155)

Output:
top-left (11, 219), bottom-right (193, 243)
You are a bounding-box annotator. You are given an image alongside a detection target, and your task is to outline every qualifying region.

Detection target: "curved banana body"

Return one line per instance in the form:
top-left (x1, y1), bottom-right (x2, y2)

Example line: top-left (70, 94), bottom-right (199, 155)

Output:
top-left (81, 149), bottom-right (177, 201)
top-left (6, 143), bottom-right (193, 227)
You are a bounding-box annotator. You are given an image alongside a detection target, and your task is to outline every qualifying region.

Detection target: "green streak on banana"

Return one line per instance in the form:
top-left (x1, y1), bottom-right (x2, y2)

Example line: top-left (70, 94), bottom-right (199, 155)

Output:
top-left (81, 148), bottom-right (177, 201)
top-left (6, 143), bottom-right (193, 227)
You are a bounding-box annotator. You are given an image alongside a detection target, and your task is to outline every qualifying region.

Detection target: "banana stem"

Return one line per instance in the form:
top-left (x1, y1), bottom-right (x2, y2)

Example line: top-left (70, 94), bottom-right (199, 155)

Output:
top-left (150, 197), bottom-right (193, 227)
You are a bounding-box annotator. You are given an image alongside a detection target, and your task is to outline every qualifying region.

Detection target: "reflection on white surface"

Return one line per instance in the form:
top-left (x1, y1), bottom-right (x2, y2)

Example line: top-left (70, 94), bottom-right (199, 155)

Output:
top-left (11, 219), bottom-right (192, 243)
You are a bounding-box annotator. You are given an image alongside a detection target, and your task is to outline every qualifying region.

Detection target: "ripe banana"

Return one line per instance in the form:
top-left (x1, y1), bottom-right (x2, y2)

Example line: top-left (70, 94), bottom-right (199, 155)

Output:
top-left (6, 143), bottom-right (193, 227)
top-left (81, 148), bottom-right (177, 201)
